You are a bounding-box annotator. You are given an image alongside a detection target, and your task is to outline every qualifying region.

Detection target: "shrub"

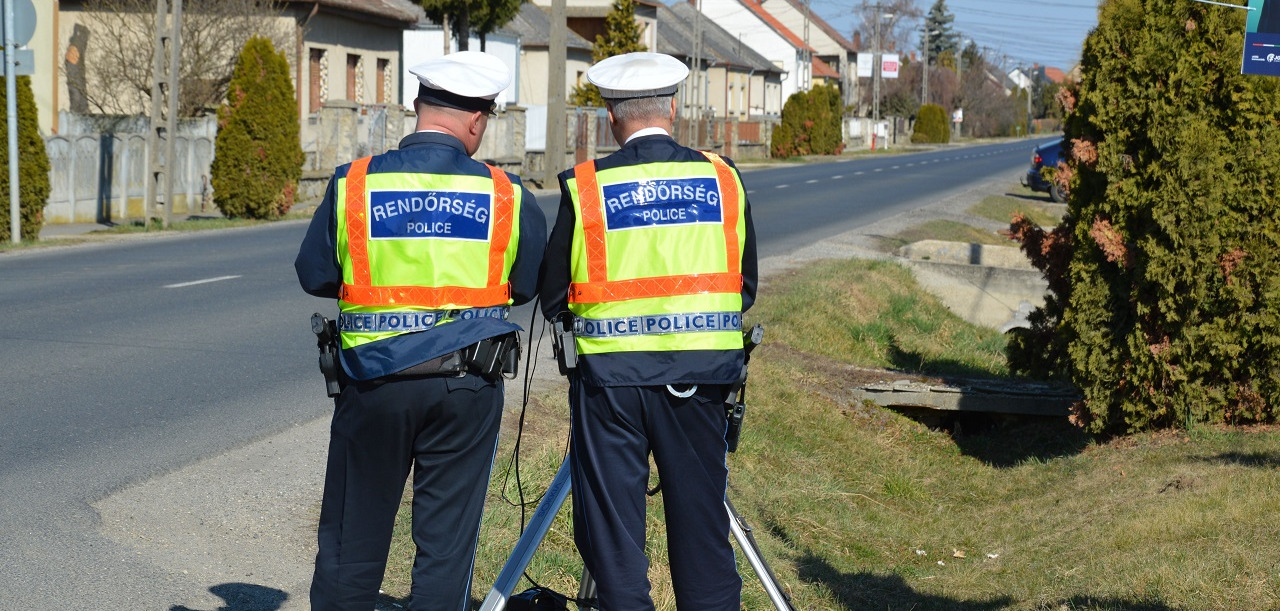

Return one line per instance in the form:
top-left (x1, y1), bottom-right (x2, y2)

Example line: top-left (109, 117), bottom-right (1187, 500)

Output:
top-left (1008, 0), bottom-right (1280, 433)
top-left (0, 76), bottom-right (51, 242)
top-left (911, 104), bottom-right (950, 144)
top-left (770, 84), bottom-right (844, 158)
top-left (211, 36), bottom-right (302, 219)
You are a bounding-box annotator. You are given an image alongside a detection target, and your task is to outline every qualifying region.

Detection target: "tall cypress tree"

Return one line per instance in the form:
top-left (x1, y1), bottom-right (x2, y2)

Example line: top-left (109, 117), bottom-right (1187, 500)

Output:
top-left (1009, 0), bottom-right (1280, 433)
top-left (0, 76), bottom-right (51, 242)
top-left (211, 36), bottom-right (302, 220)
top-left (570, 0), bottom-right (647, 107)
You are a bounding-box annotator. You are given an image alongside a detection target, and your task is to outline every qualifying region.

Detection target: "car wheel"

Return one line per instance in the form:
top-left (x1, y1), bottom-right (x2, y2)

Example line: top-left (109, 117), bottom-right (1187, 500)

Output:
top-left (1050, 183), bottom-right (1068, 203)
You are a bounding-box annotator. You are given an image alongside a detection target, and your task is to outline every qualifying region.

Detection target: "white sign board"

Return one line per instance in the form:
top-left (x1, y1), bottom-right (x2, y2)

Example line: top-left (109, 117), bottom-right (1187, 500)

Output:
top-left (856, 54), bottom-right (872, 78)
top-left (881, 53), bottom-right (900, 79)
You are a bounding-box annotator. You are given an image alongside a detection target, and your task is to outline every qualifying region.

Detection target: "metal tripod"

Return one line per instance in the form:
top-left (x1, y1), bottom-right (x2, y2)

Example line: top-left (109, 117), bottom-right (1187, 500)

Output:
top-left (478, 454), bottom-right (795, 611)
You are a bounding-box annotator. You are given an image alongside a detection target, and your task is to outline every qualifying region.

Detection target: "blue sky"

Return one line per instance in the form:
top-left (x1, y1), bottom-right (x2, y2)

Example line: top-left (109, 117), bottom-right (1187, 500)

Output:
top-left (807, 0), bottom-right (1101, 72)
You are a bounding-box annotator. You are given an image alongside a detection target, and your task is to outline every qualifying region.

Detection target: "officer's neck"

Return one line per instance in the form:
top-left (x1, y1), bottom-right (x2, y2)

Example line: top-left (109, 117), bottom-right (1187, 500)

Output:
top-left (623, 126), bottom-right (671, 144)
top-left (613, 118), bottom-right (672, 145)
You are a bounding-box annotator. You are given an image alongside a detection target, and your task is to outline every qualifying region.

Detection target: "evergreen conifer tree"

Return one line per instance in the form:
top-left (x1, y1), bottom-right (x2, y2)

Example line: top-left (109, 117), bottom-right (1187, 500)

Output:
top-left (0, 76), bottom-right (51, 242)
top-left (1009, 0), bottom-right (1280, 432)
top-left (770, 84), bottom-right (843, 158)
top-left (923, 0), bottom-right (958, 65)
top-left (570, 0), bottom-right (647, 106)
top-left (211, 36), bottom-right (302, 220)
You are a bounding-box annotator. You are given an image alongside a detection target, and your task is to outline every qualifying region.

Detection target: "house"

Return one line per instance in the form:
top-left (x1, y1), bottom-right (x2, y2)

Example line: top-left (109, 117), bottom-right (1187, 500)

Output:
top-left (528, 0), bottom-right (660, 54)
top-left (503, 2), bottom-right (595, 107)
top-left (657, 1), bottom-right (784, 118)
top-left (40, 0), bottom-right (421, 136)
top-left (697, 0), bottom-right (816, 106)
top-left (754, 0), bottom-right (857, 105)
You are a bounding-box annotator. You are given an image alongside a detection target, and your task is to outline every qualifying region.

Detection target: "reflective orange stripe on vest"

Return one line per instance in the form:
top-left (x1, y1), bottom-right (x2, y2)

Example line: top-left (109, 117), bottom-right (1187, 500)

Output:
top-left (570, 152), bottom-right (742, 303)
top-left (340, 158), bottom-right (515, 307)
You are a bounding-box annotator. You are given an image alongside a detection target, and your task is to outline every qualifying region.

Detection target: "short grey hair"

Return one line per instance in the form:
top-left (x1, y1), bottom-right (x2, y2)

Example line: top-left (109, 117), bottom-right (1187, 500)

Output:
top-left (608, 95), bottom-right (673, 123)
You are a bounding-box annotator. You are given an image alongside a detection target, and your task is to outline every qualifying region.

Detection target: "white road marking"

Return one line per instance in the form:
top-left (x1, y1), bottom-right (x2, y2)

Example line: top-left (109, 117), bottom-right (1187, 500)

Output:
top-left (165, 275), bottom-right (241, 288)
top-left (775, 184), bottom-right (789, 188)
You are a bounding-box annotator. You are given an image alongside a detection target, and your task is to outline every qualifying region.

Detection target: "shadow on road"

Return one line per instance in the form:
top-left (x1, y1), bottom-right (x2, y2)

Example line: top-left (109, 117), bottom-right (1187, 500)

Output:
top-left (170, 582), bottom-right (288, 611)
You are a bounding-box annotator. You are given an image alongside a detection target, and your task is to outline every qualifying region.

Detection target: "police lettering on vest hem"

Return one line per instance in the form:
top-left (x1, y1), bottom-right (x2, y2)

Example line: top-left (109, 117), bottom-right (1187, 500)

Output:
top-left (573, 311), bottom-right (741, 338)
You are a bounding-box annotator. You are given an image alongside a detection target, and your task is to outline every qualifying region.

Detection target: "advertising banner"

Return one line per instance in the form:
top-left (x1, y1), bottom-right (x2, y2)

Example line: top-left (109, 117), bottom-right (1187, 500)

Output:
top-left (881, 53), bottom-right (900, 79)
top-left (1243, 0), bottom-right (1280, 76)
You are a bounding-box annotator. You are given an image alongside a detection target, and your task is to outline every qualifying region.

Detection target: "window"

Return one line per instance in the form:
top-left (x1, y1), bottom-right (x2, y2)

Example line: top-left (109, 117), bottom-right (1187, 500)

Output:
top-left (346, 54), bottom-right (361, 102)
top-left (376, 58), bottom-right (389, 104)
top-left (309, 48), bottom-right (327, 112)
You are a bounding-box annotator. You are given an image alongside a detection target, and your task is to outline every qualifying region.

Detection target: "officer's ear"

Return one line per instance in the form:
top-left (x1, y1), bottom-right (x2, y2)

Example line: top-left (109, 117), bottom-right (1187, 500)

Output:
top-left (668, 96), bottom-right (676, 122)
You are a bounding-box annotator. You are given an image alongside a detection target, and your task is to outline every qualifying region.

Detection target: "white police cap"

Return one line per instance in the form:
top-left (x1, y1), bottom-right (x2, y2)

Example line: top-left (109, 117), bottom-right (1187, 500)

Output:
top-left (408, 51), bottom-right (511, 112)
top-left (587, 52), bottom-right (690, 100)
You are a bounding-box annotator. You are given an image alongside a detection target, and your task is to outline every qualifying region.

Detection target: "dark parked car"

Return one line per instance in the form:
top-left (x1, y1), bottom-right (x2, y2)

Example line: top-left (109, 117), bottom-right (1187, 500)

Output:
top-left (1021, 139), bottom-right (1067, 203)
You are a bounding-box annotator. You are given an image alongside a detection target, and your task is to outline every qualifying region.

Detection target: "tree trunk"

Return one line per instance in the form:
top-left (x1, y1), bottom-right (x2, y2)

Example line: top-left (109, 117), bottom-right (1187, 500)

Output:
top-left (454, 10), bottom-right (470, 51)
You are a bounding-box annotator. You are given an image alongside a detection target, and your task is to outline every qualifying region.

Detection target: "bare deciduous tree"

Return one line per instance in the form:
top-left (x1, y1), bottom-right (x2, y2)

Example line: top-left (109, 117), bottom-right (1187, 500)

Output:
top-left (71, 0), bottom-right (291, 117)
top-left (852, 0), bottom-right (922, 53)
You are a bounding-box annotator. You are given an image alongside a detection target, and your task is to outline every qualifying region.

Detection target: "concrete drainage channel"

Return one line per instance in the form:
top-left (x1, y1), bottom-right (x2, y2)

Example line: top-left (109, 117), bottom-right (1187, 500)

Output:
top-left (855, 238), bottom-right (1080, 424)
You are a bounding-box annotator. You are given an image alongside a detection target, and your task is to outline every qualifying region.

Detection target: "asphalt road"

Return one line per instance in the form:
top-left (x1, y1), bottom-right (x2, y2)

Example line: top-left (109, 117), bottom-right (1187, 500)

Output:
top-left (0, 137), bottom-right (1050, 610)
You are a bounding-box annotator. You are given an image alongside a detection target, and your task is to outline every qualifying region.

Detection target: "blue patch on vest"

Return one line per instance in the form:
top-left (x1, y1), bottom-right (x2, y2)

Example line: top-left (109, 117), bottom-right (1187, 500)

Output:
top-left (367, 190), bottom-right (491, 241)
top-left (601, 177), bottom-right (722, 230)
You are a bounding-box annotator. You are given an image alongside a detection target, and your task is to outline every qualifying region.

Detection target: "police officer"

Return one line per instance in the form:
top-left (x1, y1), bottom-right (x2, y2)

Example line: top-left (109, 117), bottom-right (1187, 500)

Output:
top-left (539, 52), bottom-right (757, 610)
top-left (295, 51), bottom-right (546, 611)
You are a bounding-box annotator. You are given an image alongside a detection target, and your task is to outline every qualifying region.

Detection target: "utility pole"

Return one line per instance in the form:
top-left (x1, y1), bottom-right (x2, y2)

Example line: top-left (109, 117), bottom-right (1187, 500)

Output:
top-left (145, 0), bottom-right (182, 230)
top-left (692, 0), bottom-right (703, 129)
top-left (545, 0), bottom-right (566, 188)
top-left (802, 0), bottom-right (811, 91)
top-left (1026, 67), bottom-right (1033, 136)
top-left (920, 21), bottom-right (929, 107)
top-left (872, 3), bottom-right (882, 126)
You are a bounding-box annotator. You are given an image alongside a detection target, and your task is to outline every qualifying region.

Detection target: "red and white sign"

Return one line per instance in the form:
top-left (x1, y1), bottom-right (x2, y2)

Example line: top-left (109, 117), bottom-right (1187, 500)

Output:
top-left (881, 53), bottom-right (900, 79)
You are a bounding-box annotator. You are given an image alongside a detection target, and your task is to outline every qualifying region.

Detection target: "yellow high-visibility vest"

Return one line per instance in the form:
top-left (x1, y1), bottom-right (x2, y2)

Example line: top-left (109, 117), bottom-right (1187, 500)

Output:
top-left (335, 156), bottom-right (521, 350)
top-left (566, 152), bottom-right (746, 355)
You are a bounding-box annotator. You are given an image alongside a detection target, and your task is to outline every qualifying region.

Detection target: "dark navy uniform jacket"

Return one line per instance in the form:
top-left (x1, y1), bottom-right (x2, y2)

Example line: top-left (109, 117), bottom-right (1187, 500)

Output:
top-left (296, 131), bottom-right (547, 381)
top-left (539, 134), bottom-right (758, 387)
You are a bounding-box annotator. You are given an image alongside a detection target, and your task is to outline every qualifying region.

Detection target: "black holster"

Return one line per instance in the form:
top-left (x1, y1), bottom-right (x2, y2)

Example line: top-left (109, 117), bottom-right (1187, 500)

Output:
top-left (550, 312), bottom-right (577, 376)
top-left (464, 331), bottom-right (521, 380)
top-left (725, 324), bottom-right (765, 452)
top-left (311, 313), bottom-right (341, 397)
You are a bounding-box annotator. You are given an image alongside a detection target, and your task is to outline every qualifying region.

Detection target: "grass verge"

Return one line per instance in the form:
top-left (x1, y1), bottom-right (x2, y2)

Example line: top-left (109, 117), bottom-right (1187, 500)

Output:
top-left (968, 190), bottom-right (1062, 228)
top-left (874, 219), bottom-right (1013, 254)
top-left (380, 258), bottom-right (1280, 611)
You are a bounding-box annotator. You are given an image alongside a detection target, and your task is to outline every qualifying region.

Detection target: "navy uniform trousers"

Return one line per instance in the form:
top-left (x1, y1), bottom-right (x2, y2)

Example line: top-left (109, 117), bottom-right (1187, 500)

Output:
top-left (311, 372), bottom-right (503, 611)
top-left (569, 379), bottom-right (743, 611)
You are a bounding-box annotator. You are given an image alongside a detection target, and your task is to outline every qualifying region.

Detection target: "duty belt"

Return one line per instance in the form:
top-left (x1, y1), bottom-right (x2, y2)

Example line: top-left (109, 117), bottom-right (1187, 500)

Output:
top-left (338, 306), bottom-right (509, 333)
top-left (573, 311), bottom-right (742, 338)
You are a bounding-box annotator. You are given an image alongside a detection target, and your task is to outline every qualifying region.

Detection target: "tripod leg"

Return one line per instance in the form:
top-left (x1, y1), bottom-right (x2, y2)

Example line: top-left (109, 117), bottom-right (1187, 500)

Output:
top-left (575, 567), bottom-right (598, 609)
top-left (726, 497), bottom-right (795, 611)
top-left (479, 456), bottom-right (574, 611)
